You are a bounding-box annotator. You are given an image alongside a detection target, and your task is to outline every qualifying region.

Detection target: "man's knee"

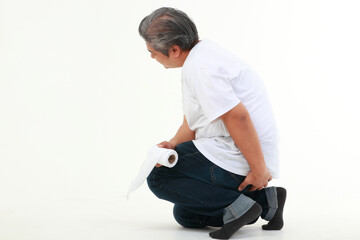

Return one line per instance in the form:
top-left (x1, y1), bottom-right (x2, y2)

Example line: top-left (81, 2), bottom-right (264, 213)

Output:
top-left (173, 206), bottom-right (196, 228)
top-left (146, 167), bottom-right (174, 199)
top-left (146, 168), bottom-right (161, 194)
top-left (173, 205), bottom-right (207, 228)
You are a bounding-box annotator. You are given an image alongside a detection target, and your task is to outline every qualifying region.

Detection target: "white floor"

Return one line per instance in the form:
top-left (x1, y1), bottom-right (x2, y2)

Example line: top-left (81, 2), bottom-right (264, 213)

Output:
top-left (1, 185), bottom-right (359, 240)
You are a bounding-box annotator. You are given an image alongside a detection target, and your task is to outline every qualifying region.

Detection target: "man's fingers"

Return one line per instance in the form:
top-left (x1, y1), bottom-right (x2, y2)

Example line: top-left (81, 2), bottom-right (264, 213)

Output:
top-left (157, 141), bottom-right (174, 149)
top-left (157, 141), bottom-right (167, 148)
top-left (239, 170), bottom-right (272, 192)
top-left (249, 185), bottom-right (258, 191)
top-left (157, 142), bottom-right (169, 148)
top-left (238, 180), bottom-right (249, 191)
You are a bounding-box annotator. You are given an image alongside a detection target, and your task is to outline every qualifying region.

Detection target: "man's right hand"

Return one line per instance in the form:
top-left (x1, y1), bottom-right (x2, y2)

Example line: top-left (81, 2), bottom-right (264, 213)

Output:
top-left (157, 141), bottom-right (175, 149)
top-left (155, 141), bottom-right (175, 167)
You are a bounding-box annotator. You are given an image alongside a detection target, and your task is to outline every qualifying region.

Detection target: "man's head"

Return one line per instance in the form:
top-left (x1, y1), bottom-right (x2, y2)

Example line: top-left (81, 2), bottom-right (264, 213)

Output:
top-left (139, 7), bottom-right (199, 68)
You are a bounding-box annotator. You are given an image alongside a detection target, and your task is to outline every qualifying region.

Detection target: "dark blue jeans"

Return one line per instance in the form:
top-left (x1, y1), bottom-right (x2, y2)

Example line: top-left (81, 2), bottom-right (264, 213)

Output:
top-left (147, 141), bottom-right (271, 228)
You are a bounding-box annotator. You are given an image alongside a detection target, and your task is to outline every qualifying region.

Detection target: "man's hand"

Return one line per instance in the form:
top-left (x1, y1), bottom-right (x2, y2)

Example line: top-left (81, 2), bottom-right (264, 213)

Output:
top-left (155, 141), bottom-right (175, 167)
top-left (220, 103), bottom-right (272, 192)
top-left (238, 168), bottom-right (272, 191)
top-left (157, 141), bottom-right (175, 149)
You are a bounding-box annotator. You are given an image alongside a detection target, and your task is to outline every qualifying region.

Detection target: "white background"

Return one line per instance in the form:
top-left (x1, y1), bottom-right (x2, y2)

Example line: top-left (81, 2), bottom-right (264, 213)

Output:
top-left (1, 0), bottom-right (360, 239)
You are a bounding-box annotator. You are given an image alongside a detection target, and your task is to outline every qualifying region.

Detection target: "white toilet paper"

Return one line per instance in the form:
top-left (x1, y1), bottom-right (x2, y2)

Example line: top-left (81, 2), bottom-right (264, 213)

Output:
top-left (126, 146), bottom-right (178, 198)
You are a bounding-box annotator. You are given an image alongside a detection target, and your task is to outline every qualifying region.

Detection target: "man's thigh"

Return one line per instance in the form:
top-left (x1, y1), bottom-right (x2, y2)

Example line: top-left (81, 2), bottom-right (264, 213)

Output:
top-left (172, 141), bottom-right (246, 191)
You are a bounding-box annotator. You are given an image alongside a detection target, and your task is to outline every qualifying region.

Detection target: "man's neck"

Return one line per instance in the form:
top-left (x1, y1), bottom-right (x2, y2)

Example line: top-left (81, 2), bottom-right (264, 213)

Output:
top-left (179, 50), bottom-right (190, 67)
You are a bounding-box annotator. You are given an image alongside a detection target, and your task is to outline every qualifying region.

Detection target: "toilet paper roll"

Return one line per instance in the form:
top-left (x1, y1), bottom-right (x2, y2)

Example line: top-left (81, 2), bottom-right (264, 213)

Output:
top-left (126, 146), bottom-right (178, 198)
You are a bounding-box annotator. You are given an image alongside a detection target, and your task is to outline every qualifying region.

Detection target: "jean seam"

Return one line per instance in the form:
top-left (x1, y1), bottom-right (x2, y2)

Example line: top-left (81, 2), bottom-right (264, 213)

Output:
top-left (228, 205), bottom-right (239, 219)
top-left (175, 214), bottom-right (205, 228)
top-left (155, 180), bottom-right (212, 207)
top-left (210, 165), bottom-right (215, 183)
top-left (181, 151), bottom-right (201, 160)
top-left (228, 172), bottom-right (241, 184)
top-left (210, 165), bottom-right (242, 187)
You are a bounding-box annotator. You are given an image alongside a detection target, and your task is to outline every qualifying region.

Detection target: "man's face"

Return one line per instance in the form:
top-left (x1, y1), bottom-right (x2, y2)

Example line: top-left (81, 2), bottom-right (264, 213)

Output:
top-left (146, 43), bottom-right (176, 68)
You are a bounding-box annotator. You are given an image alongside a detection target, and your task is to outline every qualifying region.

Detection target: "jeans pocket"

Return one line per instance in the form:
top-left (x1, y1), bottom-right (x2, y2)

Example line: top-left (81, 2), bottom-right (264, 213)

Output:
top-left (209, 165), bottom-right (246, 191)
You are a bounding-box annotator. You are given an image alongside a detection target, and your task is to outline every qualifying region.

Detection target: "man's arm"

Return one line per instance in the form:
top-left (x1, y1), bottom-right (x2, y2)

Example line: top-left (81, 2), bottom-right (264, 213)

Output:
top-left (155, 116), bottom-right (195, 167)
top-left (220, 102), bottom-right (272, 191)
top-left (157, 115), bottom-right (195, 149)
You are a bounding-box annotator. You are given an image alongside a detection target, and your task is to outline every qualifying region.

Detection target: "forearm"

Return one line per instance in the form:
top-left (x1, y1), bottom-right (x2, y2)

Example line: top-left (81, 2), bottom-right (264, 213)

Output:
top-left (169, 116), bottom-right (195, 147)
top-left (221, 104), bottom-right (266, 173)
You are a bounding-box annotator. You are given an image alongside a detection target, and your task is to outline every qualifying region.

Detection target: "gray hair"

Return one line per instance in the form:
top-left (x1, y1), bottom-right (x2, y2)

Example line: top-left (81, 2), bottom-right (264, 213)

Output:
top-left (138, 7), bottom-right (199, 56)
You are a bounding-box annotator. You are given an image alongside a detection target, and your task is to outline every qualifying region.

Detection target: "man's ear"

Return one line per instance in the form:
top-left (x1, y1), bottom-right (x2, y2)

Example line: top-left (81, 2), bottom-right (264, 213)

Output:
top-left (169, 45), bottom-right (181, 58)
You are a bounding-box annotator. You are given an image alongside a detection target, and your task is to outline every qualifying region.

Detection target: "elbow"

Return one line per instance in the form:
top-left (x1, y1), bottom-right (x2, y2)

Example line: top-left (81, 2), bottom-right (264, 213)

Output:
top-left (220, 103), bottom-right (251, 126)
top-left (230, 111), bottom-right (249, 126)
top-left (221, 103), bottom-right (248, 119)
top-left (234, 109), bottom-right (249, 122)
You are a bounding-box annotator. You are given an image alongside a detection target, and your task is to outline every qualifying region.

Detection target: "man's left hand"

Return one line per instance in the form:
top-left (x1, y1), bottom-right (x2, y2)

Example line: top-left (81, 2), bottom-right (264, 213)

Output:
top-left (238, 168), bottom-right (272, 191)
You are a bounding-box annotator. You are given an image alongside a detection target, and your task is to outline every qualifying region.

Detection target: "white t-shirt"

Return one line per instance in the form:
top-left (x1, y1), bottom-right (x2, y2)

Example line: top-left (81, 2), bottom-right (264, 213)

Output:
top-left (181, 39), bottom-right (280, 178)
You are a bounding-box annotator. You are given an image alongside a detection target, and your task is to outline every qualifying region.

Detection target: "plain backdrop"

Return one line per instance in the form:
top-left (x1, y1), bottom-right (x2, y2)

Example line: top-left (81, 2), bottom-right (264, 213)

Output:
top-left (1, 0), bottom-right (360, 239)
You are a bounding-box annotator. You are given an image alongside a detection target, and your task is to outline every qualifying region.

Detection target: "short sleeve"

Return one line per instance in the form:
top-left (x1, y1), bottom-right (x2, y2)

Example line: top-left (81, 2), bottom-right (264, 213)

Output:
top-left (187, 61), bottom-right (240, 123)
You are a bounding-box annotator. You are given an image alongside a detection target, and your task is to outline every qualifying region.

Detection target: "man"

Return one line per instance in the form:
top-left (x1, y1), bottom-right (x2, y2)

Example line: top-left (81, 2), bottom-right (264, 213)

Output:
top-left (138, 7), bottom-right (286, 239)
